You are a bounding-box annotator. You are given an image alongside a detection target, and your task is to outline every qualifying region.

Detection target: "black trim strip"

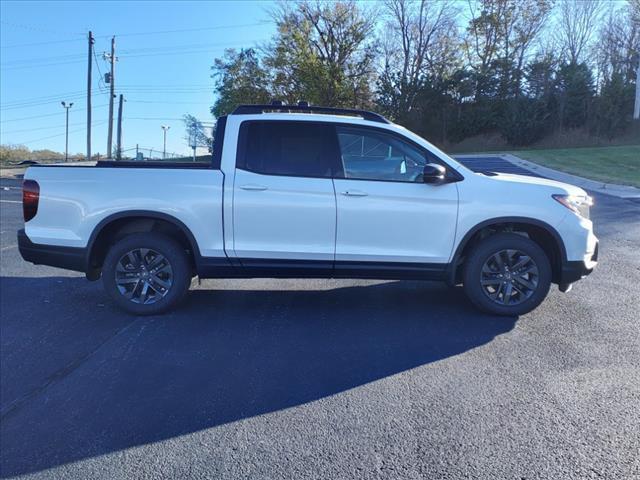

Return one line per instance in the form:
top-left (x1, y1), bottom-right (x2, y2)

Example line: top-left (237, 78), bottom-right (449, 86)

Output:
top-left (94, 161), bottom-right (213, 169)
top-left (560, 260), bottom-right (595, 284)
top-left (198, 257), bottom-right (447, 280)
top-left (18, 229), bottom-right (86, 273)
top-left (211, 116), bottom-right (227, 169)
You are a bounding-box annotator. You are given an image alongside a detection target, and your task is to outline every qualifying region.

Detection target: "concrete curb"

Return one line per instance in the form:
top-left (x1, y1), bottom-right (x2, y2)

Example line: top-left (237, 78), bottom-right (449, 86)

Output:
top-left (455, 153), bottom-right (640, 199)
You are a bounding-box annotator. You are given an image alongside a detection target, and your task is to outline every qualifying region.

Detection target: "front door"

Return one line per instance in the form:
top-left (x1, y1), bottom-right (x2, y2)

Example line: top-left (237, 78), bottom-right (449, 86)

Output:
top-left (332, 125), bottom-right (459, 270)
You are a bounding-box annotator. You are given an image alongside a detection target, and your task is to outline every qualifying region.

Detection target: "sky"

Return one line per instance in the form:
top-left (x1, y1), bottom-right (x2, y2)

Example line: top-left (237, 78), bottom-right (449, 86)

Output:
top-left (0, 0), bottom-right (277, 157)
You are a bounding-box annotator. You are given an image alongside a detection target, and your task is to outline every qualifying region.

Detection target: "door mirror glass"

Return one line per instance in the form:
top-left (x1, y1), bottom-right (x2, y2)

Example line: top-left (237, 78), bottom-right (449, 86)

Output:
top-left (422, 163), bottom-right (446, 184)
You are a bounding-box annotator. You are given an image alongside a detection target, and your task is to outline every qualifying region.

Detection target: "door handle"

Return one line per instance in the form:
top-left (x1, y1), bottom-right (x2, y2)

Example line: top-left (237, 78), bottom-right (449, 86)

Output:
top-left (341, 190), bottom-right (368, 197)
top-left (239, 184), bottom-right (268, 191)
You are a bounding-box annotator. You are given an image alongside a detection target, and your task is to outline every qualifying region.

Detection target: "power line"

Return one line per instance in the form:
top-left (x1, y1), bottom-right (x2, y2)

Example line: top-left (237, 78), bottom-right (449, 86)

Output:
top-left (1, 89), bottom-right (89, 106)
top-left (103, 22), bottom-right (269, 38)
top-left (1, 52), bottom-right (87, 67)
top-left (0, 104), bottom-right (109, 123)
top-left (1, 22), bottom-right (270, 49)
top-left (1, 92), bottom-right (103, 110)
top-left (1, 87), bottom-right (210, 110)
top-left (1, 85), bottom-right (211, 106)
top-left (126, 100), bottom-right (206, 105)
top-left (93, 45), bottom-right (109, 92)
top-left (1, 37), bottom-right (271, 70)
top-left (125, 117), bottom-right (186, 121)
top-left (0, 37), bottom-right (92, 49)
top-left (1, 38), bottom-right (268, 67)
top-left (0, 20), bottom-right (85, 36)
top-left (2, 119), bottom-right (102, 135)
top-left (13, 120), bottom-right (108, 146)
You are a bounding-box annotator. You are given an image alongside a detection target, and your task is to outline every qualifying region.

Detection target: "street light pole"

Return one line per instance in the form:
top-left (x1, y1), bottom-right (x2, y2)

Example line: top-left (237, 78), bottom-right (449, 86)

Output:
top-left (61, 101), bottom-right (73, 162)
top-left (161, 125), bottom-right (170, 159)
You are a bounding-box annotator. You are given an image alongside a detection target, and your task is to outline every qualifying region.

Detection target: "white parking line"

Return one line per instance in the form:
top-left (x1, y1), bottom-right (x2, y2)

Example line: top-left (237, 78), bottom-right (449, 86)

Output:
top-left (1, 244), bottom-right (17, 251)
top-left (0, 200), bottom-right (21, 203)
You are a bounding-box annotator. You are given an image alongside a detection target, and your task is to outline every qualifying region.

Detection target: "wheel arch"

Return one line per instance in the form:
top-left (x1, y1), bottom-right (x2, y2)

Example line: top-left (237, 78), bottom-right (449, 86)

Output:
top-left (85, 210), bottom-right (202, 280)
top-left (447, 216), bottom-right (567, 286)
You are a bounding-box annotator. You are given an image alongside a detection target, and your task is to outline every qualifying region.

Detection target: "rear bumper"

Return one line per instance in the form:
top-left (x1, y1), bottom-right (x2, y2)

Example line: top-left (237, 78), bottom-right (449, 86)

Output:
top-left (18, 229), bottom-right (87, 273)
top-left (559, 241), bottom-right (598, 284)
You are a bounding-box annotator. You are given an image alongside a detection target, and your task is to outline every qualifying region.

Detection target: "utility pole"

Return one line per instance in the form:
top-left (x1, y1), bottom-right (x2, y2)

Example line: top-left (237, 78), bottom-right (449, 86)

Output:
top-left (61, 101), bottom-right (73, 162)
top-left (161, 125), bottom-right (170, 159)
top-left (86, 31), bottom-right (94, 161)
top-left (634, 63), bottom-right (640, 120)
top-left (106, 36), bottom-right (116, 158)
top-left (116, 94), bottom-right (124, 160)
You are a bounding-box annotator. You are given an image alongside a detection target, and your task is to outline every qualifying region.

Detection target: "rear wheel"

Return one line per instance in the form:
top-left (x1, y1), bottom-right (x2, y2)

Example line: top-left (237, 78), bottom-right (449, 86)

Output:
top-left (463, 233), bottom-right (551, 316)
top-left (102, 233), bottom-right (191, 315)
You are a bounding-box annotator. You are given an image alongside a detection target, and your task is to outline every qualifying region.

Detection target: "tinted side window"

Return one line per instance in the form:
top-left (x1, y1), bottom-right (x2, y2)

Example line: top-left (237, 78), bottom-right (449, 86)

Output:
top-left (238, 121), bottom-right (339, 178)
top-left (336, 126), bottom-right (429, 183)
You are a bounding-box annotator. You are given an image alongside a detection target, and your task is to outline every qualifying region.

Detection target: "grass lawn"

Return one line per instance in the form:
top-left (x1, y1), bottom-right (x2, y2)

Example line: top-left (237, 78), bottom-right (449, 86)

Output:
top-left (510, 145), bottom-right (640, 188)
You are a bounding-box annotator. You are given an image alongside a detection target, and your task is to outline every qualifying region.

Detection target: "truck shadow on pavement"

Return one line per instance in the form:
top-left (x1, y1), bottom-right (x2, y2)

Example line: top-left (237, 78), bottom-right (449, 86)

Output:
top-left (0, 276), bottom-right (516, 477)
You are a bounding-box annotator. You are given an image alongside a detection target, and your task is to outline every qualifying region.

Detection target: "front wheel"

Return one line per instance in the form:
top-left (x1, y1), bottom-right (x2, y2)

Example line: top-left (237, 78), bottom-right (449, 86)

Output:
top-left (102, 233), bottom-right (191, 315)
top-left (463, 233), bottom-right (552, 316)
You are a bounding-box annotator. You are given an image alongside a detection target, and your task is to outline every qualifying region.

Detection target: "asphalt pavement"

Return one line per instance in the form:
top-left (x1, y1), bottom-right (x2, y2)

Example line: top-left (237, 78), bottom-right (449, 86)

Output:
top-left (1, 165), bottom-right (639, 479)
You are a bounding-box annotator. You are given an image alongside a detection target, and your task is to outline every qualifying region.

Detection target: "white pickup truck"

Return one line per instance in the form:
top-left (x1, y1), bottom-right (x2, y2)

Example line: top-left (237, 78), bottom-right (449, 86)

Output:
top-left (18, 103), bottom-right (598, 316)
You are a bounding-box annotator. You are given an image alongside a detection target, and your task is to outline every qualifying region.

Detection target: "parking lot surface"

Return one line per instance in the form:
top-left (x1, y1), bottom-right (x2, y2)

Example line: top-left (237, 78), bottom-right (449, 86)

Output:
top-left (1, 161), bottom-right (639, 479)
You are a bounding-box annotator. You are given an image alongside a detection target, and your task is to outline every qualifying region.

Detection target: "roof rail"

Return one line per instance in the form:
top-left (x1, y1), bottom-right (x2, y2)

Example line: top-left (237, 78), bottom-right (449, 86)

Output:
top-left (231, 103), bottom-right (391, 124)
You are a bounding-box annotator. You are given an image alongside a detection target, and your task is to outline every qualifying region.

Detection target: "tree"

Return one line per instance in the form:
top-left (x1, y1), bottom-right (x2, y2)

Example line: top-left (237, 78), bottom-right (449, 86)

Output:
top-left (556, 62), bottom-right (594, 129)
top-left (265, 0), bottom-right (378, 107)
top-left (556, 0), bottom-right (603, 65)
top-left (183, 114), bottom-right (212, 152)
top-left (211, 48), bottom-right (271, 118)
top-left (377, 0), bottom-right (459, 121)
top-left (464, 0), bottom-right (552, 100)
top-left (596, 1), bottom-right (639, 85)
top-left (595, 72), bottom-right (635, 138)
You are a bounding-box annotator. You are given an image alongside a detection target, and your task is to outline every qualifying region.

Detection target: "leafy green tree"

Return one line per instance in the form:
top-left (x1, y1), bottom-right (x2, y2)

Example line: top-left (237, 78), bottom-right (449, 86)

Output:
top-left (265, 0), bottom-right (378, 107)
top-left (211, 48), bottom-right (271, 118)
top-left (500, 98), bottom-right (550, 146)
top-left (594, 72), bottom-right (635, 139)
top-left (556, 62), bottom-right (594, 129)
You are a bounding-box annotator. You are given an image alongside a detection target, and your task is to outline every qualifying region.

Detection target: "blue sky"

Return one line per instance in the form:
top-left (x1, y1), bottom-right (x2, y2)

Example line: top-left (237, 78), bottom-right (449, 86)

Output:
top-left (0, 1), bottom-right (277, 156)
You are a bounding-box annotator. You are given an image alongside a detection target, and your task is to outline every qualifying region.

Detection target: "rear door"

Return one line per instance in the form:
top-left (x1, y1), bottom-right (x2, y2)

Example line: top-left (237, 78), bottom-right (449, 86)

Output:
top-left (232, 121), bottom-right (341, 270)
top-left (333, 125), bottom-right (459, 268)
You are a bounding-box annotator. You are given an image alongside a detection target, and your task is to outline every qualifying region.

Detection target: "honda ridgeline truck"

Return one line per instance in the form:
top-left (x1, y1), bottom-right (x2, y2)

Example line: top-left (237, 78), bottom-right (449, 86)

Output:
top-left (18, 103), bottom-right (599, 316)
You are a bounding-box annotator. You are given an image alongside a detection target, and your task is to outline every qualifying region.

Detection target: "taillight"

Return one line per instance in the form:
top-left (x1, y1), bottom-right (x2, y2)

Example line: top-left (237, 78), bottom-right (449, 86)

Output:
top-left (23, 179), bottom-right (40, 222)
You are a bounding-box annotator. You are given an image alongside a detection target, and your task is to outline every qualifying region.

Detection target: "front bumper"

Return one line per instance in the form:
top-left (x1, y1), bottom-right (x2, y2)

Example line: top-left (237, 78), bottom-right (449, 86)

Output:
top-left (18, 229), bottom-right (87, 273)
top-left (559, 240), bottom-right (598, 284)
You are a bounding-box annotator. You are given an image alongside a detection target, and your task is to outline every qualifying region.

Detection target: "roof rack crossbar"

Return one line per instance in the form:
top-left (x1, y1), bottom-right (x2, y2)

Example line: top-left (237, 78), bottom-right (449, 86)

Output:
top-left (231, 104), bottom-right (391, 124)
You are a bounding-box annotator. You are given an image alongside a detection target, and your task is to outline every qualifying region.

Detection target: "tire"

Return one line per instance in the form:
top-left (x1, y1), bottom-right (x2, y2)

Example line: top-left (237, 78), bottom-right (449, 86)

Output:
top-left (462, 232), bottom-right (552, 316)
top-left (102, 233), bottom-right (191, 315)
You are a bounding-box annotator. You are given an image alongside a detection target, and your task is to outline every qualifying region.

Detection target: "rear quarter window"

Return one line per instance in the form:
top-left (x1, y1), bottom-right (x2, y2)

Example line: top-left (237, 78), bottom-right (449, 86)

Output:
top-left (236, 121), bottom-right (340, 178)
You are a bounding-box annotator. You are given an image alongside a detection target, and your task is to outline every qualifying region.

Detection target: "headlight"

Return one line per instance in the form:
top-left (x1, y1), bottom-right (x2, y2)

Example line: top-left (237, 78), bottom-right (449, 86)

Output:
top-left (552, 194), bottom-right (593, 219)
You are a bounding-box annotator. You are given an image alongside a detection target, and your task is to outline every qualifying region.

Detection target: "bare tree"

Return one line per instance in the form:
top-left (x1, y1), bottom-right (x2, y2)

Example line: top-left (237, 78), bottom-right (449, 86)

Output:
top-left (511, 0), bottom-right (554, 96)
top-left (465, 0), bottom-right (506, 74)
top-left (556, 0), bottom-right (603, 65)
top-left (380, 0), bottom-right (459, 117)
top-left (596, 4), bottom-right (638, 80)
top-left (464, 0), bottom-right (552, 98)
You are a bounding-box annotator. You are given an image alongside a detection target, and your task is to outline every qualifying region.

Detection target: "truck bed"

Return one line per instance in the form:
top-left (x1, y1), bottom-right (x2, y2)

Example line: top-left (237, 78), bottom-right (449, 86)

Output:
top-left (23, 164), bottom-right (226, 258)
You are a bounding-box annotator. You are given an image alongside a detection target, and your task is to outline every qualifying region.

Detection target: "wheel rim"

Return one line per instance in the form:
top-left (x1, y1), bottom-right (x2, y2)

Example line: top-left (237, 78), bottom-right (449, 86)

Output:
top-left (480, 249), bottom-right (539, 306)
top-left (115, 248), bottom-right (173, 305)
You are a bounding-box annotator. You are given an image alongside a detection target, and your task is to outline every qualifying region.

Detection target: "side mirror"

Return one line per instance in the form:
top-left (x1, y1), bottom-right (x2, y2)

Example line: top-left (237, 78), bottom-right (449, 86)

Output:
top-left (422, 163), bottom-right (446, 184)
